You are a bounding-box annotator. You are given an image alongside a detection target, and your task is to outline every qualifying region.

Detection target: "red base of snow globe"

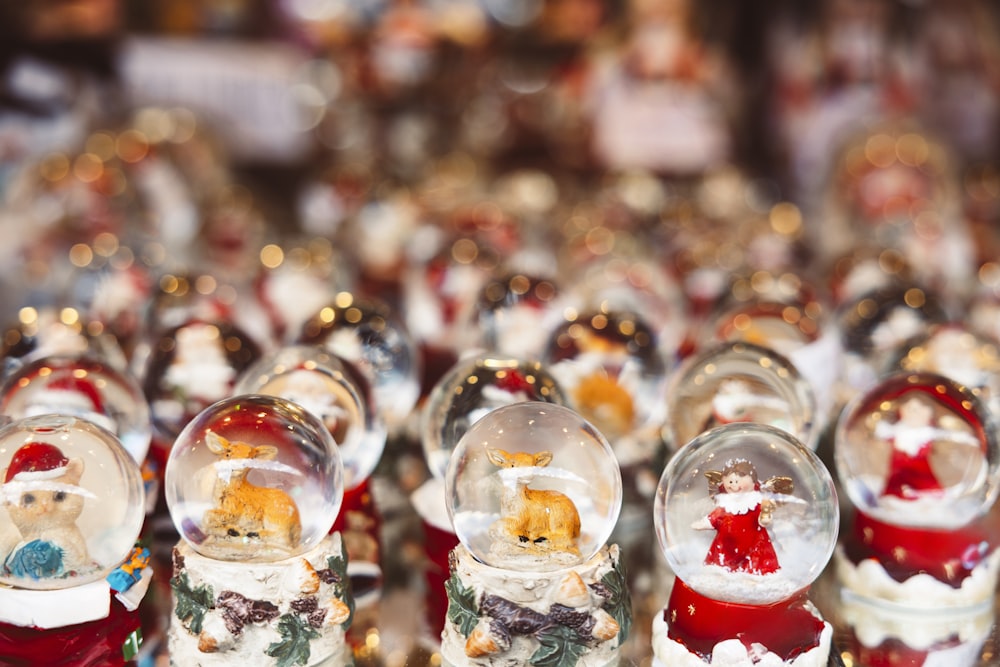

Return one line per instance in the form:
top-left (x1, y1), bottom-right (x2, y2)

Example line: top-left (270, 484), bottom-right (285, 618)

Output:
top-left (0, 593), bottom-right (142, 667)
top-left (661, 578), bottom-right (828, 661)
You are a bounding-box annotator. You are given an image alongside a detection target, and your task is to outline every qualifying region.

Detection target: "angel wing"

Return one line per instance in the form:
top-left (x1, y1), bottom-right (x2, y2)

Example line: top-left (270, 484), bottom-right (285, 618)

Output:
top-left (704, 470), bottom-right (723, 495)
top-left (761, 476), bottom-right (794, 496)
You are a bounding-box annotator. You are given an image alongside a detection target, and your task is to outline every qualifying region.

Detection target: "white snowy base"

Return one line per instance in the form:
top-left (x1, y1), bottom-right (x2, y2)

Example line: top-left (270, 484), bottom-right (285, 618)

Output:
top-left (650, 606), bottom-right (832, 667)
top-left (168, 533), bottom-right (351, 667)
top-left (834, 544), bottom-right (1000, 610)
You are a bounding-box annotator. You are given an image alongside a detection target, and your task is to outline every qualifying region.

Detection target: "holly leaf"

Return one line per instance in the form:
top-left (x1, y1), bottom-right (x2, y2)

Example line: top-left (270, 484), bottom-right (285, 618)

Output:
top-left (530, 624), bottom-right (588, 667)
top-left (599, 556), bottom-right (632, 647)
top-left (326, 540), bottom-right (355, 630)
top-left (170, 572), bottom-right (214, 635)
top-left (266, 614), bottom-right (321, 667)
top-left (444, 569), bottom-right (479, 637)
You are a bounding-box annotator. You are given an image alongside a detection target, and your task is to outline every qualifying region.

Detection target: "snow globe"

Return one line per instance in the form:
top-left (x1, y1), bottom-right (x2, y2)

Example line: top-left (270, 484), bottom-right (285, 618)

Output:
top-left (0, 306), bottom-right (128, 380)
top-left (888, 323), bottom-right (1000, 420)
top-left (834, 371), bottom-right (1000, 609)
top-left (836, 284), bottom-right (947, 408)
top-left (164, 394), bottom-right (353, 666)
top-left (234, 344), bottom-right (387, 606)
top-left (441, 402), bottom-right (630, 666)
top-left (652, 423), bottom-right (838, 667)
top-left (412, 354), bottom-right (568, 636)
top-left (0, 354), bottom-right (151, 466)
top-left (664, 341), bottom-right (818, 452)
top-left (0, 414), bottom-right (149, 666)
top-left (142, 318), bottom-right (262, 459)
top-left (476, 271), bottom-right (565, 359)
top-left (298, 293), bottom-right (420, 437)
top-left (707, 297), bottom-right (840, 425)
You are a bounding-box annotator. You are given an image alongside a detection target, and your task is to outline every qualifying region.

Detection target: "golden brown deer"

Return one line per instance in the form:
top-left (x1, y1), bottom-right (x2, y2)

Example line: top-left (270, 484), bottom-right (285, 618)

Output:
top-left (486, 448), bottom-right (581, 555)
top-left (202, 432), bottom-right (302, 552)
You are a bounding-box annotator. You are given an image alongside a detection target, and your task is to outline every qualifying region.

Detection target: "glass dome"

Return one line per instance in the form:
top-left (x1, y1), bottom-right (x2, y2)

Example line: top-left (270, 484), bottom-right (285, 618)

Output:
top-left (543, 307), bottom-right (667, 446)
top-left (0, 415), bottom-right (145, 590)
top-left (164, 394), bottom-right (344, 563)
top-left (298, 294), bottom-right (420, 432)
top-left (654, 423), bottom-right (838, 605)
top-left (835, 372), bottom-right (998, 528)
top-left (143, 319), bottom-right (262, 442)
top-left (476, 272), bottom-right (565, 359)
top-left (421, 354), bottom-right (568, 480)
top-left (888, 323), bottom-right (1000, 419)
top-left (664, 341), bottom-right (817, 451)
top-left (234, 345), bottom-right (386, 490)
top-left (0, 354), bottom-right (151, 464)
top-left (445, 402), bottom-right (622, 572)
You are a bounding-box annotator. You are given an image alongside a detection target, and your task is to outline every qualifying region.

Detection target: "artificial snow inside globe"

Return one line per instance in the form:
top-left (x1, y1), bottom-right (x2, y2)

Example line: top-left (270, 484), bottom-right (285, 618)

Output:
top-left (441, 402), bottom-right (631, 667)
top-left (412, 354), bottom-right (568, 637)
top-left (234, 344), bottom-right (388, 608)
top-left (652, 423), bottom-right (838, 667)
top-left (663, 341), bottom-right (818, 452)
top-left (834, 371), bottom-right (1000, 610)
top-left (0, 354), bottom-right (151, 465)
top-left (0, 415), bottom-right (150, 666)
top-left (234, 345), bottom-right (385, 492)
top-left (164, 394), bottom-right (354, 666)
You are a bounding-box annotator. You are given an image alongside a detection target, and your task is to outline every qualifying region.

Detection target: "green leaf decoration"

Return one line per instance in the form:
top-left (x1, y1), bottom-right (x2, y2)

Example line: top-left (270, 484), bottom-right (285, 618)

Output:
top-left (600, 556), bottom-right (632, 648)
top-left (327, 541), bottom-right (355, 629)
top-left (530, 624), bottom-right (588, 667)
top-left (444, 569), bottom-right (480, 637)
top-left (170, 572), bottom-right (214, 635)
top-left (266, 613), bottom-right (321, 667)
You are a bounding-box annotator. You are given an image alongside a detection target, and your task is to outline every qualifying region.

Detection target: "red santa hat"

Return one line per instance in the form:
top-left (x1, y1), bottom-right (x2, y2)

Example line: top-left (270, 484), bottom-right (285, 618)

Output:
top-left (35, 374), bottom-right (105, 414)
top-left (4, 442), bottom-right (70, 483)
top-left (2, 441), bottom-right (96, 500)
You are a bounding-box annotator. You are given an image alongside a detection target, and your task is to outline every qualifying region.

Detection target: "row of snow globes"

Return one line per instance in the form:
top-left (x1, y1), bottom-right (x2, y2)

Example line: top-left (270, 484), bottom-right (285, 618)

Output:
top-left (0, 346), bottom-right (998, 664)
top-left (0, 343), bottom-right (381, 665)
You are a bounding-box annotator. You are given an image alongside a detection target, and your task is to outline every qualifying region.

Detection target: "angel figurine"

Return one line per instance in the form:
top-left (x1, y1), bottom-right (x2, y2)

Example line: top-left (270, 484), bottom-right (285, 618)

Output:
top-left (875, 392), bottom-right (981, 501)
top-left (692, 458), bottom-right (793, 575)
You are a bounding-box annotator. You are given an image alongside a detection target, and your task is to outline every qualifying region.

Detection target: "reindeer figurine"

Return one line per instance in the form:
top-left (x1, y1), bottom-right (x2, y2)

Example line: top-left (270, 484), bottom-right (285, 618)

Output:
top-left (202, 432), bottom-right (302, 554)
top-left (486, 448), bottom-right (581, 555)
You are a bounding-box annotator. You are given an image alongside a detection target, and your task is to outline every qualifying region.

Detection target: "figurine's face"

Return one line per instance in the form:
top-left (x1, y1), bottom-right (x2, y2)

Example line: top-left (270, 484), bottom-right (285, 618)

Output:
top-left (899, 396), bottom-right (933, 428)
top-left (722, 471), bottom-right (754, 494)
top-left (5, 486), bottom-right (85, 533)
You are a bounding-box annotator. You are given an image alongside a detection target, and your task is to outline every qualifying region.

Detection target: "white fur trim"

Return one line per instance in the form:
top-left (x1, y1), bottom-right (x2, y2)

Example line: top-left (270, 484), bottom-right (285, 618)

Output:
top-left (715, 491), bottom-right (763, 515)
top-left (7, 466), bottom-right (68, 482)
top-left (1, 480), bottom-right (98, 502)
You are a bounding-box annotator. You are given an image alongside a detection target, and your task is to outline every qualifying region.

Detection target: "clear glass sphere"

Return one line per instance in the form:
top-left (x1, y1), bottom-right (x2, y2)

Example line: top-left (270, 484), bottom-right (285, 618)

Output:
top-left (888, 324), bottom-right (1000, 419)
top-left (476, 272), bottom-right (564, 359)
top-left (422, 354), bottom-right (568, 480)
top-left (654, 423), bottom-right (839, 605)
top-left (835, 372), bottom-right (999, 528)
top-left (543, 308), bottom-right (667, 445)
top-left (234, 345), bottom-right (386, 490)
top-left (664, 341), bottom-right (817, 451)
top-left (0, 355), bottom-right (151, 464)
top-left (298, 295), bottom-right (420, 432)
top-left (0, 415), bottom-right (145, 590)
top-left (143, 319), bottom-right (262, 442)
top-left (445, 402), bottom-right (622, 572)
top-left (164, 394), bottom-right (344, 562)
